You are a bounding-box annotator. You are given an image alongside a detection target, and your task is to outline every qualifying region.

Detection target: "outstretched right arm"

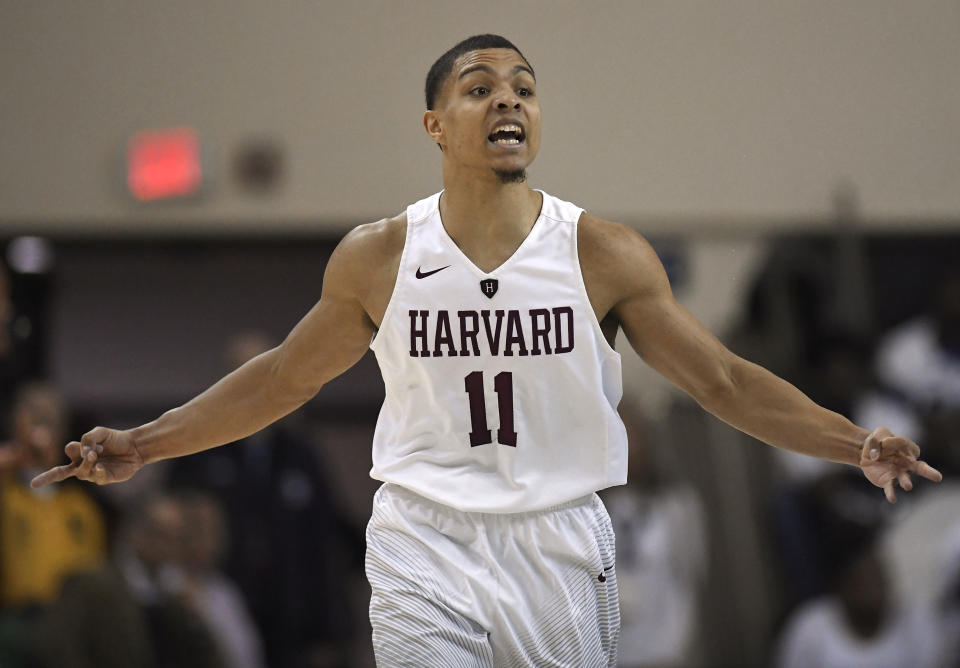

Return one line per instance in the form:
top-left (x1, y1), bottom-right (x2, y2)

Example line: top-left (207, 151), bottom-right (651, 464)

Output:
top-left (32, 220), bottom-right (393, 487)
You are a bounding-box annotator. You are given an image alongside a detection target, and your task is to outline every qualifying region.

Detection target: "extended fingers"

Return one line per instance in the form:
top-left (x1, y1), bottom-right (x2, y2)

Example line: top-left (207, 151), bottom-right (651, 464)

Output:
top-left (30, 440), bottom-right (87, 488)
top-left (30, 434), bottom-right (111, 488)
top-left (879, 460), bottom-right (940, 503)
top-left (862, 428), bottom-right (943, 502)
top-left (30, 462), bottom-right (80, 488)
top-left (912, 460), bottom-right (943, 483)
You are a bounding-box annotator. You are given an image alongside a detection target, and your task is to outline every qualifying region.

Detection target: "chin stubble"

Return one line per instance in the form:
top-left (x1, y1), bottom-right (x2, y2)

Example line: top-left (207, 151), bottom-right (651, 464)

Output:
top-left (493, 168), bottom-right (527, 184)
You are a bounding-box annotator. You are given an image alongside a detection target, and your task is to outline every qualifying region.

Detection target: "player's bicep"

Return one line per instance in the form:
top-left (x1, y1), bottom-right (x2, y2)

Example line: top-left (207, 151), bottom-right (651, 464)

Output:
top-left (613, 237), bottom-right (736, 404)
top-left (278, 295), bottom-right (373, 385)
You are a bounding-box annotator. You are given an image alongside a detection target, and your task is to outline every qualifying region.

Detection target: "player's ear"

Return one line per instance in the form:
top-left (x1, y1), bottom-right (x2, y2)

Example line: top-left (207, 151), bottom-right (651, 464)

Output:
top-left (423, 110), bottom-right (444, 149)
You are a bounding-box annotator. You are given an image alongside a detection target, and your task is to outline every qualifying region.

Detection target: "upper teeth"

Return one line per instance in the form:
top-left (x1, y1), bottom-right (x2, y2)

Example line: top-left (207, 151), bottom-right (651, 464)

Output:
top-left (494, 124), bottom-right (522, 135)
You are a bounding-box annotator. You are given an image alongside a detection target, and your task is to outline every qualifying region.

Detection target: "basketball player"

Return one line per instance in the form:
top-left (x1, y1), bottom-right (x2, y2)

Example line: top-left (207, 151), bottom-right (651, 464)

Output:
top-left (32, 35), bottom-right (942, 666)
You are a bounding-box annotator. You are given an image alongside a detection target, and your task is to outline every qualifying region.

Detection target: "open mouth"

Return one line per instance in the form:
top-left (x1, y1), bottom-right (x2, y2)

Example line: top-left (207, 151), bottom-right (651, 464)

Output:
top-left (488, 124), bottom-right (525, 146)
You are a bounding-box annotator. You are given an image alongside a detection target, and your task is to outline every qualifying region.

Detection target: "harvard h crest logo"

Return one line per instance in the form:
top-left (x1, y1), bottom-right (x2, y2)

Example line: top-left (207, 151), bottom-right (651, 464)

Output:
top-left (480, 278), bottom-right (498, 298)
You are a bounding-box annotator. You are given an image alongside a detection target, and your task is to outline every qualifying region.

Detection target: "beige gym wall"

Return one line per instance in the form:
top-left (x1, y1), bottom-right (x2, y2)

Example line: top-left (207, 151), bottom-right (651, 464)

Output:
top-left (1, 1), bottom-right (958, 234)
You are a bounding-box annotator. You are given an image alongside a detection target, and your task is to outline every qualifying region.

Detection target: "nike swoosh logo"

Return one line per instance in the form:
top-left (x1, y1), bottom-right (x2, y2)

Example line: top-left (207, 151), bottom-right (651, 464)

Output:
top-left (416, 265), bottom-right (450, 279)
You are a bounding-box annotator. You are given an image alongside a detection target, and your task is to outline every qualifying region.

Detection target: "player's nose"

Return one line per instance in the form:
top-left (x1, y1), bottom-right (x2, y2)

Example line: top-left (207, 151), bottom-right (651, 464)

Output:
top-left (493, 88), bottom-right (521, 111)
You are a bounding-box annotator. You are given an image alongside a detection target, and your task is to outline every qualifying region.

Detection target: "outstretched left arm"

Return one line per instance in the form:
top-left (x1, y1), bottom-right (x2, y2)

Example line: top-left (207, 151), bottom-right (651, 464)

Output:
top-left (578, 214), bottom-right (942, 502)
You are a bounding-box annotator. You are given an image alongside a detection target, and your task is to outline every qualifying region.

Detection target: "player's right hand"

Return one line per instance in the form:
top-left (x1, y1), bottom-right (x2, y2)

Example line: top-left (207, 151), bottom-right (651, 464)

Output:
top-left (30, 426), bottom-right (145, 488)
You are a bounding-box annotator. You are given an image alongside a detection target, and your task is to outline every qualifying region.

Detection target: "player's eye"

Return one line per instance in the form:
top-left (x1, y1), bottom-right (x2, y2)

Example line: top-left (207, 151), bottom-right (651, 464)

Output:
top-left (470, 87), bottom-right (489, 96)
top-left (518, 88), bottom-right (531, 97)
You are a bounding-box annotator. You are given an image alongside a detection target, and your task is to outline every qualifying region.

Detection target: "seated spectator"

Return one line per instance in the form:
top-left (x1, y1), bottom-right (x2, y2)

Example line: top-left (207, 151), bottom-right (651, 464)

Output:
top-left (873, 270), bottom-right (960, 476)
top-left (770, 331), bottom-right (908, 605)
top-left (774, 540), bottom-right (936, 668)
top-left (601, 408), bottom-right (707, 668)
top-left (0, 382), bottom-right (106, 609)
top-left (168, 331), bottom-right (358, 668)
top-left (39, 493), bottom-right (224, 668)
top-left (176, 491), bottom-right (265, 668)
top-left (0, 381), bottom-right (107, 667)
top-left (875, 270), bottom-right (960, 411)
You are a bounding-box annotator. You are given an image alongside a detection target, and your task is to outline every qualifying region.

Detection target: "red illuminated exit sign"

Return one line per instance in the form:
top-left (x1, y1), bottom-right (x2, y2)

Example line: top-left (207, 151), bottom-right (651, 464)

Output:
top-left (127, 127), bottom-right (203, 201)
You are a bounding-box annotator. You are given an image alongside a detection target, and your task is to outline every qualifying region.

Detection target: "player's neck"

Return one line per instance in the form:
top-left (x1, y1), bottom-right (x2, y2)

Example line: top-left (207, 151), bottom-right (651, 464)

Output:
top-left (438, 174), bottom-right (541, 249)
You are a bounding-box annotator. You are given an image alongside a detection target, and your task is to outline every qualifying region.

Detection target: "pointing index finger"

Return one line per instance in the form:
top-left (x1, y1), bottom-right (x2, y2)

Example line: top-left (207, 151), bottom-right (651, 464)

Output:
top-left (30, 462), bottom-right (80, 489)
top-left (913, 460), bottom-right (943, 483)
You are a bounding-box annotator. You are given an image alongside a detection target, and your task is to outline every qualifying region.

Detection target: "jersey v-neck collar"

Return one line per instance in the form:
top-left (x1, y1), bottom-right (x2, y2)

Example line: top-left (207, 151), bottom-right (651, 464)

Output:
top-left (434, 189), bottom-right (546, 278)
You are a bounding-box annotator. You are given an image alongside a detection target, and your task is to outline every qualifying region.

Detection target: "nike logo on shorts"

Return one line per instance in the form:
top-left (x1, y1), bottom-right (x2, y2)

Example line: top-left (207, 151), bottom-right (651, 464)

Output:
top-left (416, 265), bottom-right (450, 279)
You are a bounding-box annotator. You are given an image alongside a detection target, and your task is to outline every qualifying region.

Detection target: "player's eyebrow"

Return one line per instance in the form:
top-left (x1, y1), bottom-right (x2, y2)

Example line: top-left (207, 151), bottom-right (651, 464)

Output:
top-left (457, 64), bottom-right (535, 81)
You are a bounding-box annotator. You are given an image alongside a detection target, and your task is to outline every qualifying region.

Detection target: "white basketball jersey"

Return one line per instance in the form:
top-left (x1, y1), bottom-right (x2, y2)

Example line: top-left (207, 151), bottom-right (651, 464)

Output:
top-left (369, 190), bottom-right (628, 512)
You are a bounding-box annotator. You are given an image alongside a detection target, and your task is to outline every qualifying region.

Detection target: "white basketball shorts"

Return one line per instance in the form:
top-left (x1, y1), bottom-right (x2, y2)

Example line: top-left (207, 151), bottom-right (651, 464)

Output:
top-left (365, 483), bottom-right (620, 667)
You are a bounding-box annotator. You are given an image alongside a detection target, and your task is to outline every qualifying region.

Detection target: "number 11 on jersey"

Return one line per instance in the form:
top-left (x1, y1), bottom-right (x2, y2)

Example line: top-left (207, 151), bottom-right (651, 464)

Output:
top-left (464, 371), bottom-right (517, 447)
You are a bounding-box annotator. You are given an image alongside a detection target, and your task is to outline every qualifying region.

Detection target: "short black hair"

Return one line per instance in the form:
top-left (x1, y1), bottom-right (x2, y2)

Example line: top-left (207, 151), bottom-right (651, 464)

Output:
top-left (425, 34), bottom-right (534, 110)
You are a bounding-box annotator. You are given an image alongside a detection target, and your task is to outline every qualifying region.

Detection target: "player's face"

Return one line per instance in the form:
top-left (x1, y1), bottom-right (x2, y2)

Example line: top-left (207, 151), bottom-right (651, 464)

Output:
top-left (425, 48), bottom-right (541, 177)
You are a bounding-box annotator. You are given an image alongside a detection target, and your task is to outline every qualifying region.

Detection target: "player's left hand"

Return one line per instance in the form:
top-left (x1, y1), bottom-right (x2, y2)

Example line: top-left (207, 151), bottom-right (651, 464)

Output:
top-left (859, 427), bottom-right (943, 503)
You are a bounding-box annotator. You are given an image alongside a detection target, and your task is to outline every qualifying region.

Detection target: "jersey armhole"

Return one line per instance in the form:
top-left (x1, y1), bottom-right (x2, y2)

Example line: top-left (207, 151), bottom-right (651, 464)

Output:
top-left (369, 213), bottom-right (416, 351)
top-left (572, 211), bottom-right (622, 361)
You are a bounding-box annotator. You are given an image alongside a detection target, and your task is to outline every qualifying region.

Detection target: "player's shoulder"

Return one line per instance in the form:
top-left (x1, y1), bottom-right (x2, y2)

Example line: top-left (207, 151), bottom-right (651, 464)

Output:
top-left (577, 212), bottom-right (660, 274)
top-left (323, 212), bottom-right (406, 298)
top-left (337, 211), bottom-right (407, 262)
top-left (576, 212), bottom-right (671, 307)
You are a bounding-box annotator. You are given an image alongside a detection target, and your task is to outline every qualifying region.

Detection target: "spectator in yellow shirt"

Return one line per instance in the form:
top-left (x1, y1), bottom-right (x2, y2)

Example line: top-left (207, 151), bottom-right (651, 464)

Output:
top-left (0, 381), bottom-right (106, 609)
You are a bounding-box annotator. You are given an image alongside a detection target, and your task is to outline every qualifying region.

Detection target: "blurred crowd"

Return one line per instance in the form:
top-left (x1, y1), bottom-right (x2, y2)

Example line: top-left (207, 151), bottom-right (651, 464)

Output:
top-left (0, 262), bottom-right (366, 668)
top-left (733, 233), bottom-right (960, 668)
top-left (1, 231), bottom-right (959, 668)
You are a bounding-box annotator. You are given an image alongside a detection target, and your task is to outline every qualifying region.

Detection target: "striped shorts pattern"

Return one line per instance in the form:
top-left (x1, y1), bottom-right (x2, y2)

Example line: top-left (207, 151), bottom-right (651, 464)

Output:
top-left (365, 483), bottom-right (619, 667)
